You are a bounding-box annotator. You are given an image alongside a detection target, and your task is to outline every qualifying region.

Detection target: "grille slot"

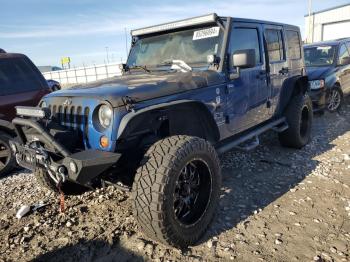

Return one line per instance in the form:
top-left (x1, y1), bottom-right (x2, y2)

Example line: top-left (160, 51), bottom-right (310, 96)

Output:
top-left (49, 102), bottom-right (89, 132)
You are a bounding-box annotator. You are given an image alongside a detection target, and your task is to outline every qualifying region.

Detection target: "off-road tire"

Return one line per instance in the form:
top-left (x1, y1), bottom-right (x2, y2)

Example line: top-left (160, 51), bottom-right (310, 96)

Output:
top-left (279, 93), bottom-right (313, 149)
top-left (35, 168), bottom-right (86, 195)
top-left (0, 132), bottom-right (16, 177)
top-left (326, 86), bottom-right (343, 112)
top-left (132, 135), bottom-right (221, 248)
top-left (35, 168), bottom-right (59, 193)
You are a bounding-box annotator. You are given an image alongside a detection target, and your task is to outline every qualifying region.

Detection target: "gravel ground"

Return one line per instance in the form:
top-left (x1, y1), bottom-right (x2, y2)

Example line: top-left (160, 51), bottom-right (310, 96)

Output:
top-left (0, 100), bottom-right (350, 262)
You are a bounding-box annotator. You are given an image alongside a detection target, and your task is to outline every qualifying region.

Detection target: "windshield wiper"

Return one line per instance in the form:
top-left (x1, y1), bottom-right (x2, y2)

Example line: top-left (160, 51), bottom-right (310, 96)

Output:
top-left (158, 60), bottom-right (192, 72)
top-left (128, 65), bottom-right (150, 73)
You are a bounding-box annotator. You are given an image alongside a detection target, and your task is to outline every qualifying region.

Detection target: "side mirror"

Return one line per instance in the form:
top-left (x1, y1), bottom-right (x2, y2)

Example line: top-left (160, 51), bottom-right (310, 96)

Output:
top-left (340, 57), bottom-right (350, 66)
top-left (232, 49), bottom-right (256, 68)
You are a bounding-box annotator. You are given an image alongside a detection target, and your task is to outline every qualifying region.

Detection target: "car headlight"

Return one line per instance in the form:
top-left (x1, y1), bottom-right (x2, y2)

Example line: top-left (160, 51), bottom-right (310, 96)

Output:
top-left (98, 105), bottom-right (113, 128)
top-left (309, 80), bottom-right (325, 90)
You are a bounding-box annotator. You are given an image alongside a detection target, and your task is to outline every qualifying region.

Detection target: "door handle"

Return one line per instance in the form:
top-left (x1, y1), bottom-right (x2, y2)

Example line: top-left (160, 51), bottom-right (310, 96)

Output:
top-left (279, 67), bottom-right (289, 75)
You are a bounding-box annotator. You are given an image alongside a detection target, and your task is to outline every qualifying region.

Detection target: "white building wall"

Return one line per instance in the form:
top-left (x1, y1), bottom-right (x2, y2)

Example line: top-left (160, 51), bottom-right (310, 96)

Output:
top-left (305, 5), bottom-right (350, 43)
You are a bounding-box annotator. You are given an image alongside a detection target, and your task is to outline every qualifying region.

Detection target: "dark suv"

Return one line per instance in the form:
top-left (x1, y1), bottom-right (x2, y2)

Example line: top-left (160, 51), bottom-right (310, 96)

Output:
top-left (0, 53), bottom-right (51, 176)
top-left (10, 14), bottom-right (312, 247)
top-left (304, 38), bottom-right (350, 112)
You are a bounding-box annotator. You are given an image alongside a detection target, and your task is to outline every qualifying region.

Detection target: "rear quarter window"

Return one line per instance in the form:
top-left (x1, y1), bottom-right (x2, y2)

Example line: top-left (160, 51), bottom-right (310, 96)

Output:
top-left (0, 57), bottom-right (44, 96)
top-left (265, 29), bottom-right (285, 62)
top-left (286, 30), bottom-right (301, 59)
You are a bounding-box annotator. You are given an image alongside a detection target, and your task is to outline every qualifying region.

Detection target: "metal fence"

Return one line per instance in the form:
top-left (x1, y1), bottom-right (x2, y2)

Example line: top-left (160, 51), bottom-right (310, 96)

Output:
top-left (42, 63), bottom-right (123, 84)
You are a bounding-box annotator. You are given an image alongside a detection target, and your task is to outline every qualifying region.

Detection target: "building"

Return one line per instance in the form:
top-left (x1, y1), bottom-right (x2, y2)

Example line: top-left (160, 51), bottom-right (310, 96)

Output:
top-left (305, 3), bottom-right (350, 43)
top-left (37, 66), bottom-right (62, 73)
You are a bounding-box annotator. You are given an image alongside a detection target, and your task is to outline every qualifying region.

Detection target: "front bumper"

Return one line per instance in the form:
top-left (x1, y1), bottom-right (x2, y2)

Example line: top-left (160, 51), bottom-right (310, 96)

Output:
top-left (309, 88), bottom-right (326, 112)
top-left (11, 117), bottom-right (121, 185)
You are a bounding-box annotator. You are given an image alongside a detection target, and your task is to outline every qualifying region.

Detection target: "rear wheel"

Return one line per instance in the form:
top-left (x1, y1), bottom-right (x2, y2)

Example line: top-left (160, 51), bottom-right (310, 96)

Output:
top-left (132, 135), bottom-right (221, 248)
top-left (279, 93), bottom-right (313, 149)
top-left (327, 86), bottom-right (343, 112)
top-left (0, 132), bottom-right (16, 177)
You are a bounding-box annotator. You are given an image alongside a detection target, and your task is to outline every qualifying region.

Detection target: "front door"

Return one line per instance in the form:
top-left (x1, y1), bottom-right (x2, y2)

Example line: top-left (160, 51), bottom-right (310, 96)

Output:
top-left (225, 23), bottom-right (269, 135)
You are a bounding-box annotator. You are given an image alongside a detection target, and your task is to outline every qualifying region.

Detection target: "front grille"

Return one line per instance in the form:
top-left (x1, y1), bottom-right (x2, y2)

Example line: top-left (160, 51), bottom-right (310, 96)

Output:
top-left (48, 104), bottom-right (90, 131)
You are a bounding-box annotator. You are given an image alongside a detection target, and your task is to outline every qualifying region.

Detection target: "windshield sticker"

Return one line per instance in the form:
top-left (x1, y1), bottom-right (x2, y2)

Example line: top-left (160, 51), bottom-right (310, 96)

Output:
top-left (193, 27), bottom-right (220, 41)
top-left (317, 46), bottom-right (332, 50)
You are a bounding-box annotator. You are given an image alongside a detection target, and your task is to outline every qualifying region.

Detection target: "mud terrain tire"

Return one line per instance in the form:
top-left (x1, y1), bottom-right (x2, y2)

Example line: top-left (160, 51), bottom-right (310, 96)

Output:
top-left (279, 93), bottom-right (313, 148)
top-left (132, 135), bottom-right (221, 248)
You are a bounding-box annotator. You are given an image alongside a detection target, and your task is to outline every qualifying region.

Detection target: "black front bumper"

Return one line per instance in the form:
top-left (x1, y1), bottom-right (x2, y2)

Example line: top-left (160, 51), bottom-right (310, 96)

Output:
top-left (11, 117), bottom-right (121, 185)
top-left (309, 88), bottom-right (326, 112)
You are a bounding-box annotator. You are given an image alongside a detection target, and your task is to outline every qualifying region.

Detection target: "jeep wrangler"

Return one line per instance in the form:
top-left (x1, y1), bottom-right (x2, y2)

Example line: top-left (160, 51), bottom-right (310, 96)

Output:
top-left (10, 14), bottom-right (312, 248)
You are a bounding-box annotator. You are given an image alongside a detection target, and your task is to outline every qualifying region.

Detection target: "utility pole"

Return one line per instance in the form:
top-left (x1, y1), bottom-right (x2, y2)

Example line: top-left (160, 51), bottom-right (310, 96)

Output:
top-left (124, 28), bottom-right (128, 62)
top-left (105, 46), bottom-right (110, 64)
top-left (308, 0), bottom-right (313, 43)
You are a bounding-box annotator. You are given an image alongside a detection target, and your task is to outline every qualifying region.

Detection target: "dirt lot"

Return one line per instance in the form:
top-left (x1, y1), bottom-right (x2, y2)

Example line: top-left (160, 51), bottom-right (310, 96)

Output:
top-left (1, 100), bottom-right (349, 262)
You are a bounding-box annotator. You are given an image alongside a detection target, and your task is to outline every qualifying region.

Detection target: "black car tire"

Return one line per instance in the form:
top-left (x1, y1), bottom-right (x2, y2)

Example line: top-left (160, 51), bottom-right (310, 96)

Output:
top-left (279, 93), bottom-right (313, 149)
top-left (132, 135), bottom-right (221, 248)
top-left (35, 168), bottom-right (86, 195)
top-left (327, 86), bottom-right (343, 112)
top-left (0, 132), bottom-right (16, 177)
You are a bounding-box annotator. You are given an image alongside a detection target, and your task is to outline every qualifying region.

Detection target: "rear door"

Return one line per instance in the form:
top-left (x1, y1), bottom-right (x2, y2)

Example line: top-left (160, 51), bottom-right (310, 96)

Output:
top-left (0, 56), bottom-right (49, 121)
top-left (263, 25), bottom-right (289, 115)
top-left (226, 22), bottom-right (270, 134)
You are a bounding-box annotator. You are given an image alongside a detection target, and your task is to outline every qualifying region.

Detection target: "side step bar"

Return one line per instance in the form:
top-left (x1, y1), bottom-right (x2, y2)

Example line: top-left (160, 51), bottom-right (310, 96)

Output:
top-left (216, 118), bottom-right (288, 155)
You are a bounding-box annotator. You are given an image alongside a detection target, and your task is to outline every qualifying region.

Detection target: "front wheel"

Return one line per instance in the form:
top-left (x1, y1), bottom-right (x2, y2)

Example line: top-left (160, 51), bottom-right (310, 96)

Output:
top-left (279, 93), bottom-right (313, 149)
top-left (132, 135), bottom-right (221, 248)
top-left (0, 132), bottom-right (16, 177)
top-left (327, 86), bottom-right (343, 112)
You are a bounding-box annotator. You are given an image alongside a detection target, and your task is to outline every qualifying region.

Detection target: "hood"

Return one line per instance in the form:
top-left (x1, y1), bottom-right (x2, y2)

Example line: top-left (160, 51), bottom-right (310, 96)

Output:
top-left (46, 70), bottom-right (225, 107)
top-left (306, 66), bottom-right (334, 80)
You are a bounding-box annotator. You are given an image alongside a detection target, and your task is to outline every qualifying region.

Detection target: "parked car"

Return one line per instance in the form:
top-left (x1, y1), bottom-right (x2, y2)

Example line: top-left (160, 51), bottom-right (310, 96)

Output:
top-left (0, 52), bottom-right (52, 176)
top-left (47, 79), bottom-right (61, 91)
top-left (10, 14), bottom-right (312, 247)
top-left (304, 38), bottom-right (350, 112)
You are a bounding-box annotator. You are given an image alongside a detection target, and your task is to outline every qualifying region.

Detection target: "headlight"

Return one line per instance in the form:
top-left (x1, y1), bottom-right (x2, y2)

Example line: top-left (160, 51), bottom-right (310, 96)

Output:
top-left (98, 105), bottom-right (113, 128)
top-left (309, 80), bottom-right (325, 90)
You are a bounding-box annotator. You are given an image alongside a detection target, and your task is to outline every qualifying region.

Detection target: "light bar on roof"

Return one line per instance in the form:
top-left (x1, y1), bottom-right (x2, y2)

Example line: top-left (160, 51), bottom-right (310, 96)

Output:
top-left (131, 13), bottom-right (218, 36)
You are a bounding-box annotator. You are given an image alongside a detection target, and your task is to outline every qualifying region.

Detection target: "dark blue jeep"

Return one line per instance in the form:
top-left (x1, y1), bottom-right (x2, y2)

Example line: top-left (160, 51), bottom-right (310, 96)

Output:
top-left (10, 14), bottom-right (312, 247)
top-left (304, 38), bottom-right (350, 112)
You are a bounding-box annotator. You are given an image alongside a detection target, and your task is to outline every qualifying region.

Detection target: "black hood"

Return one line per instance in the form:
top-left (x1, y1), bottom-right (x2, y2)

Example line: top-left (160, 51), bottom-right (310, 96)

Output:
top-left (46, 70), bottom-right (225, 107)
top-left (306, 66), bottom-right (334, 80)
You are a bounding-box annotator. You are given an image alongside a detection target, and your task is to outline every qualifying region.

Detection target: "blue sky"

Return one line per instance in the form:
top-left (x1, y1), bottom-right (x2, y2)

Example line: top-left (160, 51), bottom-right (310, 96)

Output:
top-left (1, 0), bottom-right (349, 67)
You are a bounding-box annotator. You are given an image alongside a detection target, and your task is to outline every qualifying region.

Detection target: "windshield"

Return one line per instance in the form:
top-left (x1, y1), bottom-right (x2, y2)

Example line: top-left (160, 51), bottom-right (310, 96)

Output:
top-left (127, 26), bottom-right (224, 69)
top-left (0, 57), bottom-right (44, 96)
top-left (304, 45), bottom-right (336, 67)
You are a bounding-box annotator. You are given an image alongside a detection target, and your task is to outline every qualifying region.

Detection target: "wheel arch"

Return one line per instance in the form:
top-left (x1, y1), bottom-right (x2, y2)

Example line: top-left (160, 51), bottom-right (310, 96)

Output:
top-left (276, 75), bottom-right (309, 116)
top-left (116, 100), bottom-right (220, 144)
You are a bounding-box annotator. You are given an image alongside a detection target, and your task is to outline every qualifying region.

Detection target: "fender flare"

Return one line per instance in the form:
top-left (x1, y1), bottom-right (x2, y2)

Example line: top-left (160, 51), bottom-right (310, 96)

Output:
top-left (276, 75), bottom-right (308, 116)
top-left (116, 100), bottom-right (220, 143)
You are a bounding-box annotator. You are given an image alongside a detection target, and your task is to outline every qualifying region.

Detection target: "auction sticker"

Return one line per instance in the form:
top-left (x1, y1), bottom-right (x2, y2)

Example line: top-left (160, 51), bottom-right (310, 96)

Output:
top-left (193, 27), bottom-right (220, 40)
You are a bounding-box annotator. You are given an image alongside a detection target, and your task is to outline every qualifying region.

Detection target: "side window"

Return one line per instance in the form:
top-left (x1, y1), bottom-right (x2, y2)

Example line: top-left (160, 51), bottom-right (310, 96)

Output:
top-left (286, 30), bottom-right (301, 59)
top-left (265, 29), bottom-right (284, 62)
top-left (229, 27), bottom-right (261, 67)
top-left (338, 44), bottom-right (350, 64)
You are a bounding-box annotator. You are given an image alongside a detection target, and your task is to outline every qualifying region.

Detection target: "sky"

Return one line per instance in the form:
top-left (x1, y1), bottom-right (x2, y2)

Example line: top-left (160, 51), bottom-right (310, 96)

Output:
top-left (1, 0), bottom-right (349, 67)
